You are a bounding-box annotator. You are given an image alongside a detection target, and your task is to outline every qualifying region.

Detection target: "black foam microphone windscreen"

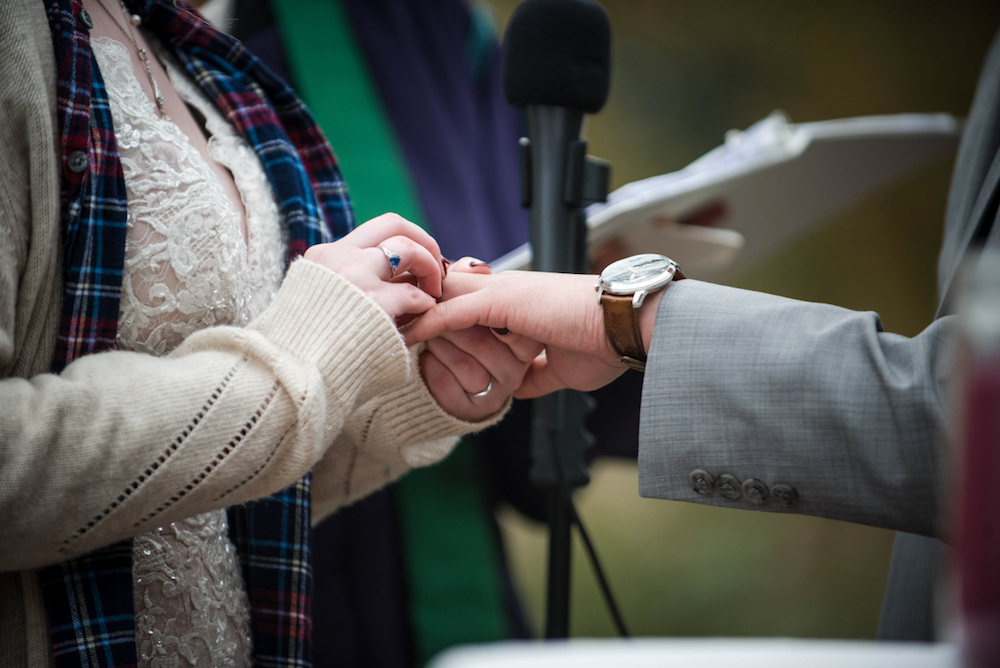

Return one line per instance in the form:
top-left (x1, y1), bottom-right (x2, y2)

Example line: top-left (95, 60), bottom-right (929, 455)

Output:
top-left (502, 0), bottom-right (611, 113)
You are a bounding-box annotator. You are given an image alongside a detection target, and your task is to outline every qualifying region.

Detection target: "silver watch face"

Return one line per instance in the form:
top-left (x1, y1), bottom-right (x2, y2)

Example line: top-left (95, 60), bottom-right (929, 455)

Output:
top-left (598, 254), bottom-right (677, 295)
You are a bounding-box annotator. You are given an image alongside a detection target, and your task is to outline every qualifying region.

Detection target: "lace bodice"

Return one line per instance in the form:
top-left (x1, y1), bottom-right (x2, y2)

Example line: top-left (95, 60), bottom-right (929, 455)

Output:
top-left (100, 39), bottom-right (286, 356)
top-left (92, 36), bottom-right (286, 668)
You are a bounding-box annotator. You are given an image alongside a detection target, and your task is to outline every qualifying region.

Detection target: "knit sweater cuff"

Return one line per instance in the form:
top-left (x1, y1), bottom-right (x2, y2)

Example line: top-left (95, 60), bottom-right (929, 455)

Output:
top-left (371, 346), bottom-right (513, 469)
top-left (251, 258), bottom-right (411, 411)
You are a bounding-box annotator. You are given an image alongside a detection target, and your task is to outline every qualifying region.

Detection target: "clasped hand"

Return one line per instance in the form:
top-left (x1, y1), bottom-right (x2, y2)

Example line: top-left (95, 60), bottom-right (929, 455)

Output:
top-left (302, 214), bottom-right (531, 421)
top-left (404, 270), bottom-right (636, 398)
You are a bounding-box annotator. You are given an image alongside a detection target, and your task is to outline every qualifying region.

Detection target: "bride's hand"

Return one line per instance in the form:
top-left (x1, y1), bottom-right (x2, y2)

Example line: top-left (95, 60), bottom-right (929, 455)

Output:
top-left (302, 213), bottom-right (445, 321)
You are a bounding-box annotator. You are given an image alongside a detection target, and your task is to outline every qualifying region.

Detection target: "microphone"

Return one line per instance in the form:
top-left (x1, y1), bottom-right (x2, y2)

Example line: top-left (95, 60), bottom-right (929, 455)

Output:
top-left (501, 0), bottom-right (614, 640)
top-left (503, 0), bottom-right (611, 114)
top-left (502, 0), bottom-right (612, 276)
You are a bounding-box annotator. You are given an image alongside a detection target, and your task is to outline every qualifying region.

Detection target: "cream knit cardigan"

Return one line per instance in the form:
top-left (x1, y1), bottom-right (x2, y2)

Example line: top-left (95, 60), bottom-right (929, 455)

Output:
top-left (0, 2), bottom-right (505, 664)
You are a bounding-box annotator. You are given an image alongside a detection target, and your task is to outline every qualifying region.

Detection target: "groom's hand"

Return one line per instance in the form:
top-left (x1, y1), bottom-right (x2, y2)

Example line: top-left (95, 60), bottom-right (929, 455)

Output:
top-left (404, 271), bottom-right (637, 397)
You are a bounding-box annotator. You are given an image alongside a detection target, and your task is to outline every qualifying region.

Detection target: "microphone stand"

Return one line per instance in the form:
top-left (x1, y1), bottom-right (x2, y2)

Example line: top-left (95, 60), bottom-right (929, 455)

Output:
top-left (520, 105), bottom-right (610, 638)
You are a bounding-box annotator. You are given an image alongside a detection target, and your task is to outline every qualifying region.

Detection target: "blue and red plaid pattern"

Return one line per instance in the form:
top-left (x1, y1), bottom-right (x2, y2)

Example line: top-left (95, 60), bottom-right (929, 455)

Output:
top-left (226, 478), bottom-right (314, 666)
top-left (45, 0), bottom-right (130, 372)
top-left (39, 1), bottom-right (354, 666)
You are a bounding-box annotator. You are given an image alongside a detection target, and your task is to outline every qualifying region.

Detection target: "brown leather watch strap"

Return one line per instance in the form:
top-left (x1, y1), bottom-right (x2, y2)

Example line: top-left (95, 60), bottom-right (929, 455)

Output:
top-left (601, 294), bottom-right (646, 368)
top-left (600, 270), bottom-right (685, 372)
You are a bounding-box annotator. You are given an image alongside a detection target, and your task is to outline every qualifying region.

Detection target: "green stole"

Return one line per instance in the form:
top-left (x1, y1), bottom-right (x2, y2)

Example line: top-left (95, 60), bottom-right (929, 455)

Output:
top-left (270, 1), bottom-right (508, 663)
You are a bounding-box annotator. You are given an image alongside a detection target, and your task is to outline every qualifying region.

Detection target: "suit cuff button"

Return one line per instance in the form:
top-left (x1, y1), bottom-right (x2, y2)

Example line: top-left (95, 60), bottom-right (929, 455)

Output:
top-left (771, 484), bottom-right (798, 506)
top-left (741, 478), bottom-right (769, 504)
top-left (714, 474), bottom-right (742, 500)
top-left (688, 469), bottom-right (715, 495)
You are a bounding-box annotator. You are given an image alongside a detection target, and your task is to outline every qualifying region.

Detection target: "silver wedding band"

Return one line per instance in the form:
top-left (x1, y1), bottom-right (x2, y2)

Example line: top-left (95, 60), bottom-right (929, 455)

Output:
top-left (379, 245), bottom-right (401, 277)
top-left (468, 377), bottom-right (493, 399)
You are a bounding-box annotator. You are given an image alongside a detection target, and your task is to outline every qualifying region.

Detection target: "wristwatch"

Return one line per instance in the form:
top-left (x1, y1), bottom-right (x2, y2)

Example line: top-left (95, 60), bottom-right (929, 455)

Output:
top-left (595, 254), bottom-right (683, 372)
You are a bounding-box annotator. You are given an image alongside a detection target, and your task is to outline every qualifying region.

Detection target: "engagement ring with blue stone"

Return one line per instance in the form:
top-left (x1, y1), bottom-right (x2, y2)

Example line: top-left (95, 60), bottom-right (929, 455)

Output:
top-left (379, 246), bottom-right (401, 277)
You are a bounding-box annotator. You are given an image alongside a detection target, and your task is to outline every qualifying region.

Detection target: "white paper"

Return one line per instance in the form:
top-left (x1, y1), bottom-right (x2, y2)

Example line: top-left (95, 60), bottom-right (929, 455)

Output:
top-left (495, 111), bottom-right (960, 277)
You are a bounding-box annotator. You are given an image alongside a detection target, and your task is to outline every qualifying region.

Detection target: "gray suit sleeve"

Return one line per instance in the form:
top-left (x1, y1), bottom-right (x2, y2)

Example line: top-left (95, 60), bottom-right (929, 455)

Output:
top-left (638, 279), bottom-right (955, 537)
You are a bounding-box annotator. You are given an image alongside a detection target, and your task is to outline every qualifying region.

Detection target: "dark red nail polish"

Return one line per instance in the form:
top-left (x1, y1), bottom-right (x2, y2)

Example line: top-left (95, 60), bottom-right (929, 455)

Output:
top-left (469, 259), bottom-right (491, 268)
top-left (442, 257), bottom-right (451, 276)
top-left (491, 327), bottom-right (509, 336)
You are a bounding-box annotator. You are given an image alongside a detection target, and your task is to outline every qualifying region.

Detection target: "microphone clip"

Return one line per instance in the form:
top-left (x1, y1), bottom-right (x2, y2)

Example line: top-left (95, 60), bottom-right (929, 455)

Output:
top-left (518, 137), bottom-right (611, 209)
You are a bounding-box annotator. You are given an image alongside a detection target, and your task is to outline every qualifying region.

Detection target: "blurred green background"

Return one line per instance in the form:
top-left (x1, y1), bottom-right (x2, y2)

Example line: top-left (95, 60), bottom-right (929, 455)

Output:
top-left (483, 0), bottom-right (1000, 640)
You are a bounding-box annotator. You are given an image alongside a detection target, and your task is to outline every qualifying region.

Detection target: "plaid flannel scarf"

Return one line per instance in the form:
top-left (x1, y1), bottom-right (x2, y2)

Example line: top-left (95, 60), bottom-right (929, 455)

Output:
top-left (40, 1), bottom-right (353, 666)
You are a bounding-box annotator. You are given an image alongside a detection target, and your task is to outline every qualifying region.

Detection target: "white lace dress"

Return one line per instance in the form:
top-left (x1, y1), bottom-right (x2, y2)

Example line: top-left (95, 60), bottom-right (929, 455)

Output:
top-left (92, 36), bottom-right (288, 668)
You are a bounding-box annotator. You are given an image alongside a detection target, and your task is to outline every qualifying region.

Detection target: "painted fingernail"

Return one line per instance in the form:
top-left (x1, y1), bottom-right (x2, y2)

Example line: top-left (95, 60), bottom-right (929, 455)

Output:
top-left (442, 257), bottom-right (451, 276)
top-left (469, 259), bottom-right (490, 268)
top-left (491, 327), bottom-right (510, 336)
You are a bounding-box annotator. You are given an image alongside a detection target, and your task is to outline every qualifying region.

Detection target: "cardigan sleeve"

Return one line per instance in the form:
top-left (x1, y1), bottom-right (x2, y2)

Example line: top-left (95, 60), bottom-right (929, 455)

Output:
top-left (311, 345), bottom-right (512, 525)
top-left (0, 258), bottom-right (415, 571)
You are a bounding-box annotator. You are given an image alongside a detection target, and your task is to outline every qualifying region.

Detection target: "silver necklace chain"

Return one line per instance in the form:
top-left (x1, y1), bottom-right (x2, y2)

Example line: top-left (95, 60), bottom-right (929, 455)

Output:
top-left (92, 0), bottom-right (168, 119)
